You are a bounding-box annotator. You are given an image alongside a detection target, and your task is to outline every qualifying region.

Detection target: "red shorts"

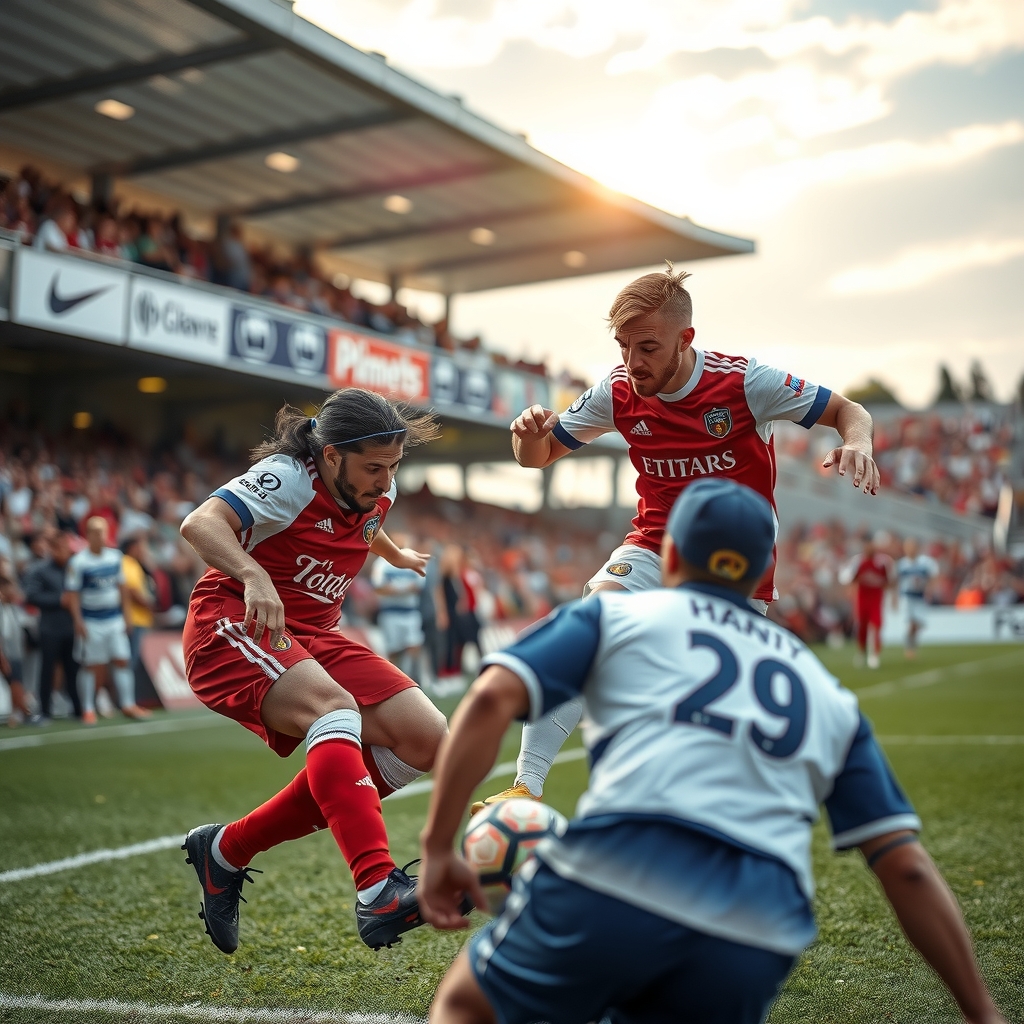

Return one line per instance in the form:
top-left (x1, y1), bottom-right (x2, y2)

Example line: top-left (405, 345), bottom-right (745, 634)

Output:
top-left (183, 594), bottom-right (415, 757)
top-left (856, 592), bottom-right (884, 627)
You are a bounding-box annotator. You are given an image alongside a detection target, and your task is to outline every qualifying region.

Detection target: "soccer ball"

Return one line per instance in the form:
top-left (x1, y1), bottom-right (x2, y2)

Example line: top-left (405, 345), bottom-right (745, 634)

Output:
top-left (461, 798), bottom-right (568, 915)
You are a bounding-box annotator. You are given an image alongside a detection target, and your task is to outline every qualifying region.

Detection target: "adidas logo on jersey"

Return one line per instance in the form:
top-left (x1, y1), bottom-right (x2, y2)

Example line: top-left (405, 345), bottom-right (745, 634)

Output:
top-left (314, 518), bottom-right (334, 533)
top-left (356, 775), bottom-right (376, 788)
top-left (630, 420), bottom-right (652, 436)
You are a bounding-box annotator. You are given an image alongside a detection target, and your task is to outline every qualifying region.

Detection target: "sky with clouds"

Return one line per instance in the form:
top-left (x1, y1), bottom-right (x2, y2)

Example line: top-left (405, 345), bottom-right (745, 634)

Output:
top-left (297, 0), bottom-right (1024, 408)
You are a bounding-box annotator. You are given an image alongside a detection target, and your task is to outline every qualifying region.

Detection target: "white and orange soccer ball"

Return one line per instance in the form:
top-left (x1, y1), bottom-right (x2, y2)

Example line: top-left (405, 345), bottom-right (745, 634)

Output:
top-left (461, 798), bottom-right (568, 915)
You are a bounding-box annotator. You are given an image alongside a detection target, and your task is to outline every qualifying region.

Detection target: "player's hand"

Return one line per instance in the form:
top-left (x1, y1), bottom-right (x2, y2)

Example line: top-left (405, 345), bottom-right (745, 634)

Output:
top-left (391, 547), bottom-right (430, 577)
top-left (511, 404), bottom-right (559, 439)
top-left (417, 847), bottom-right (488, 930)
top-left (822, 445), bottom-right (880, 495)
top-left (74, 621), bottom-right (88, 640)
top-left (241, 570), bottom-right (285, 646)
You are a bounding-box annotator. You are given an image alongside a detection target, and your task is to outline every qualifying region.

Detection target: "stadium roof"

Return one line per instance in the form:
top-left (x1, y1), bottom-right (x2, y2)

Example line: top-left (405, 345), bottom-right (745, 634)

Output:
top-left (0, 0), bottom-right (754, 296)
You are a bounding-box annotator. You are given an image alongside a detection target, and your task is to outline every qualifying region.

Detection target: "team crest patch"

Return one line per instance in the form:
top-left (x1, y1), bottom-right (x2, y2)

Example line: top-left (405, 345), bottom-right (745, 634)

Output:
top-left (605, 561), bottom-right (633, 577)
top-left (703, 406), bottom-right (733, 438)
top-left (271, 634), bottom-right (293, 652)
top-left (567, 388), bottom-right (593, 414)
top-left (708, 549), bottom-right (749, 581)
top-left (362, 514), bottom-right (382, 544)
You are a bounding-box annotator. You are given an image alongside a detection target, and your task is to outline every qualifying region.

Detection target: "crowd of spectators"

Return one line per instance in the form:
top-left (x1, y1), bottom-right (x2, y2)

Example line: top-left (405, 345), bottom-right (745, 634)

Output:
top-left (769, 520), bottom-right (1024, 644)
top-left (0, 164), bottom-right (552, 375)
top-left (775, 403), bottom-right (1017, 519)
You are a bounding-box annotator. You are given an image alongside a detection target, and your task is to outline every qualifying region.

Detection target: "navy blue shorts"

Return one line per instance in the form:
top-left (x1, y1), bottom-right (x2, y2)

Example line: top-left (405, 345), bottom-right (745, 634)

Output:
top-left (468, 860), bottom-right (795, 1024)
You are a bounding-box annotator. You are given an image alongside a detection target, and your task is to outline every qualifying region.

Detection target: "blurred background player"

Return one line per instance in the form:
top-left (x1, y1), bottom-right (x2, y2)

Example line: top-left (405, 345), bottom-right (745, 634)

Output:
top-left (840, 535), bottom-right (895, 669)
top-left (896, 537), bottom-right (940, 658)
top-left (418, 480), bottom-right (1006, 1024)
top-left (64, 516), bottom-right (149, 724)
top-left (480, 264), bottom-right (880, 808)
top-left (0, 572), bottom-right (34, 725)
top-left (21, 529), bottom-right (81, 723)
top-left (179, 389), bottom-right (452, 954)
top-left (371, 531), bottom-right (426, 682)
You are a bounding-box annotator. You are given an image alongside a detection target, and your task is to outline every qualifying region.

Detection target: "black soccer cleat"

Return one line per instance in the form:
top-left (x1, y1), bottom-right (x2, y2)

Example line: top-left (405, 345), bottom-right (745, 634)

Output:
top-left (182, 823), bottom-right (260, 955)
top-left (355, 863), bottom-right (426, 950)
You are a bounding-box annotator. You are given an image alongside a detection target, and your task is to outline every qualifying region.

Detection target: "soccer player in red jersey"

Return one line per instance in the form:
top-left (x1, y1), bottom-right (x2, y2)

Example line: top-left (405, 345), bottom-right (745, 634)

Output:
top-left (179, 388), bottom-right (451, 952)
top-left (840, 536), bottom-right (895, 669)
top-left (478, 265), bottom-right (881, 809)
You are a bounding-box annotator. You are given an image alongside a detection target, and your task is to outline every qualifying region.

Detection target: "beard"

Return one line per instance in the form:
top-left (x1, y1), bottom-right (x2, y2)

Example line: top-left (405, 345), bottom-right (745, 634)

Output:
top-left (331, 460), bottom-right (381, 515)
top-left (630, 351), bottom-right (681, 398)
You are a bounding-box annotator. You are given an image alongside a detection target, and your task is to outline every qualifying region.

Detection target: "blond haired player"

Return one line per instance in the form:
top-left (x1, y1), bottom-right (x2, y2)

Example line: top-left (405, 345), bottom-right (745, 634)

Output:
top-left (477, 266), bottom-right (880, 811)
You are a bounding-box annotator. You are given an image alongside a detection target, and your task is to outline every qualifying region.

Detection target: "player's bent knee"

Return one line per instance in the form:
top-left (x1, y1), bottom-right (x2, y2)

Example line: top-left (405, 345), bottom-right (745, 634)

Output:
top-left (261, 660), bottom-right (358, 737)
top-left (430, 950), bottom-right (495, 1024)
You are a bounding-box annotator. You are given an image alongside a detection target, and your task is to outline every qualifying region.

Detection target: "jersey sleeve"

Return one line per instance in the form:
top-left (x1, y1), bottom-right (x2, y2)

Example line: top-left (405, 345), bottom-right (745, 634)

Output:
top-left (63, 555), bottom-right (83, 592)
top-left (481, 599), bottom-right (603, 721)
top-left (743, 358), bottom-right (831, 429)
top-left (211, 455), bottom-right (314, 532)
top-left (551, 376), bottom-right (615, 451)
top-left (824, 714), bottom-right (921, 849)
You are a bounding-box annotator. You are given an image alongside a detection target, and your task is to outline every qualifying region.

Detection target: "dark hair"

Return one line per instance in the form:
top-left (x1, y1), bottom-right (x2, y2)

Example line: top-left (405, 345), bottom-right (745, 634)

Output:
top-left (251, 388), bottom-right (441, 464)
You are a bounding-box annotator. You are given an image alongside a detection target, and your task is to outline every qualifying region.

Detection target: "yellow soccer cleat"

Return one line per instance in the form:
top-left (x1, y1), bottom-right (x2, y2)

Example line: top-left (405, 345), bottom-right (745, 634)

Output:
top-left (470, 783), bottom-right (540, 817)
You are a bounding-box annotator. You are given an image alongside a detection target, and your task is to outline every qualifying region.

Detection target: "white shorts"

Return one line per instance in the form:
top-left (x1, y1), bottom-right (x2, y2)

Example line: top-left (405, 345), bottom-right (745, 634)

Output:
top-left (904, 595), bottom-right (928, 625)
top-left (77, 616), bottom-right (131, 666)
top-left (377, 609), bottom-right (424, 655)
top-left (584, 544), bottom-right (769, 615)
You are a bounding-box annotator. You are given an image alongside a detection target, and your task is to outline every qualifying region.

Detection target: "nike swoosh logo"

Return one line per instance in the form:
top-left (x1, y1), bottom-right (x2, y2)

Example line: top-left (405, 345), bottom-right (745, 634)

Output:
top-left (372, 896), bottom-right (399, 915)
top-left (48, 274), bottom-right (113, 315)
top-left (204, 857), bottom-right (227, 895)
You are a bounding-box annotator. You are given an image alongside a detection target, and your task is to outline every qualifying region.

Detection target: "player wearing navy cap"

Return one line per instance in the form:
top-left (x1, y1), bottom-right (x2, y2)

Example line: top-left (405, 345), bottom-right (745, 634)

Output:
top-left (478, 265), bottom-right (880, 812)
top-left (419, 480), bottom-right (1005, 1024)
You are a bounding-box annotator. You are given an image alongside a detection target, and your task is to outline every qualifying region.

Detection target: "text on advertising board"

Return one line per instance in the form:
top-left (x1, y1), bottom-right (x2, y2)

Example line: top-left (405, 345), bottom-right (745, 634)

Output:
top-left (328, 328), bottom-right (430, 401)
top-left (128, 277), bottom-right (230, 363)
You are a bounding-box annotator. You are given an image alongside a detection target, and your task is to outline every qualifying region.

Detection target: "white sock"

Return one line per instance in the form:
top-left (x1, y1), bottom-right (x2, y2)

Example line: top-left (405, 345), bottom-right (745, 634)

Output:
top-left (112, 665), bottom-right (135, 708)
top-left (357, 879), bottom-right (388, 905)
top-left (371, 745), bottom-right (425, 792)
top-left (211, 826), bottom-right (240, 872)
top-left (78, 669), bottom-right (96, 713)
top-left (515, 697), bottom-right (583, 797)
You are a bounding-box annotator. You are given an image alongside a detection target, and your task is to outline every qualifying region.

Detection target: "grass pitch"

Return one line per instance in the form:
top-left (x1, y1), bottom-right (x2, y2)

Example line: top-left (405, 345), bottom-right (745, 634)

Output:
top-left (1, 643), bottom-right (1022, 1023)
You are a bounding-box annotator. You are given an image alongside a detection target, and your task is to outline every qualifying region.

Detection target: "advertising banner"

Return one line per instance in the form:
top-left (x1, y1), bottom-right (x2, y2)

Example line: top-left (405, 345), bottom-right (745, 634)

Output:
top-left (881, 602), bottom-right (1024, 646)
top-left (492, 367), bottom-right (550, 420)
top-left (140, 631), bottom-right (201, 710)
top-left (0, 241), bottom-right (12, 321)
top-left (12, 248), bottom-right (128, 344)
top-left (328, 327), bottom-right (430, 401)
top-left (128, 276), bottom-right (230, 365)
top-left (431, 353), bottom-right (495, 414)
top-left (229, 303), bottom-right (329, 378)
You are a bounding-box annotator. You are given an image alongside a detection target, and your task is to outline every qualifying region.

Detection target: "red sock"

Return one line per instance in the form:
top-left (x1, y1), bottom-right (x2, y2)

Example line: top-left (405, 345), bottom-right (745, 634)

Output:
top-left (306, 738), bottom-right (395, 890)
top-left (219, 768), bottom-right (326, 868)
top-left (363, 744), bottom-right (396, 799)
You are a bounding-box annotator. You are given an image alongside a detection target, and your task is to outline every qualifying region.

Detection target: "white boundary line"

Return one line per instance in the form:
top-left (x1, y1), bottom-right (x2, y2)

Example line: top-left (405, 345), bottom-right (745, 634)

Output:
top-left (0, 747), bottom-right (587, 885)
top-left (0, 993), bottom-right (424, 1023)
top-left (0, 714), bottom-right (231, 752)
top-left (856, 650), bottom-right (1024, 699)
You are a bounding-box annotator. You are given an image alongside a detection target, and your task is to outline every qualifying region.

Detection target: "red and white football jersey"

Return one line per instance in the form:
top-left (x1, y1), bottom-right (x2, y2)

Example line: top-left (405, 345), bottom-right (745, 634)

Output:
top-left (841, 553), bottom-right (894, 600)
top-left (553, 349), bottom-right (831, 601)
top-left (190, 455), bottom-right (395, 632)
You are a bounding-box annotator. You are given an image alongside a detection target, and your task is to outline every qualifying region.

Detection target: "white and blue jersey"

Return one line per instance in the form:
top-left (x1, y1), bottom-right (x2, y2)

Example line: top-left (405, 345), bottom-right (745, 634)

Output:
top-left (370, 557), bottom-right (424, 612)
top-left (482, 582), bottom-right (919, 956)
top-left (897, 554), bottom-right (939, 599)
top-left (65, 547), bottom-right (125, 620)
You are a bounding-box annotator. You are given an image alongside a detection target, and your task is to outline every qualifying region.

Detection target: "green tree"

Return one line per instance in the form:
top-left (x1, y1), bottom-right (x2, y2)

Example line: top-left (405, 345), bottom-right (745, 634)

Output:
top-left (935, 365), bottom-right (961, 404)
top-left (968, 360), bottom-right (994, 402)
top-left (845, 377), bottom-right (902, 405)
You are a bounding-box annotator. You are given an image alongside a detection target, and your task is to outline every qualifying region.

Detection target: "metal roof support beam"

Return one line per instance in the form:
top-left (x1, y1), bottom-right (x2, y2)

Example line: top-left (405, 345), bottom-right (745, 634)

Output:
top-left (236, 163), bottom-right (505, 219)
top-left (0, 38), bottom-right (272, 113)
top-left (96, 108), bottom-right (416, 177)
top-left (325, 199), bottom-right (582, 252)
top-left (411, 227), bottom-right (654, 275)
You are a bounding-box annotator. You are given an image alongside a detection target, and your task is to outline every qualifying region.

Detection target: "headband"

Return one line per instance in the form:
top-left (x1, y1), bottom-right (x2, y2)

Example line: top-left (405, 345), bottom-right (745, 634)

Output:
top-left (309, 421), bottom-right (406, 447)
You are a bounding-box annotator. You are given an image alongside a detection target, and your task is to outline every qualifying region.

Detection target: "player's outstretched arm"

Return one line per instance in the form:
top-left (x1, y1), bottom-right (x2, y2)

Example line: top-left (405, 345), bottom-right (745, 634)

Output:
top-left (817, 393), bottom-right (880, 495)
top-left (419, 666), bottom-right (529, 928)
top-left (369, 528), bottom-right (429, 576)
top-left (861, 831), bottom-right (1006, 1024)
top-left (510, 404), bottom-right (571, 469)
top-left (180, 497), bottom-right (285, 646)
